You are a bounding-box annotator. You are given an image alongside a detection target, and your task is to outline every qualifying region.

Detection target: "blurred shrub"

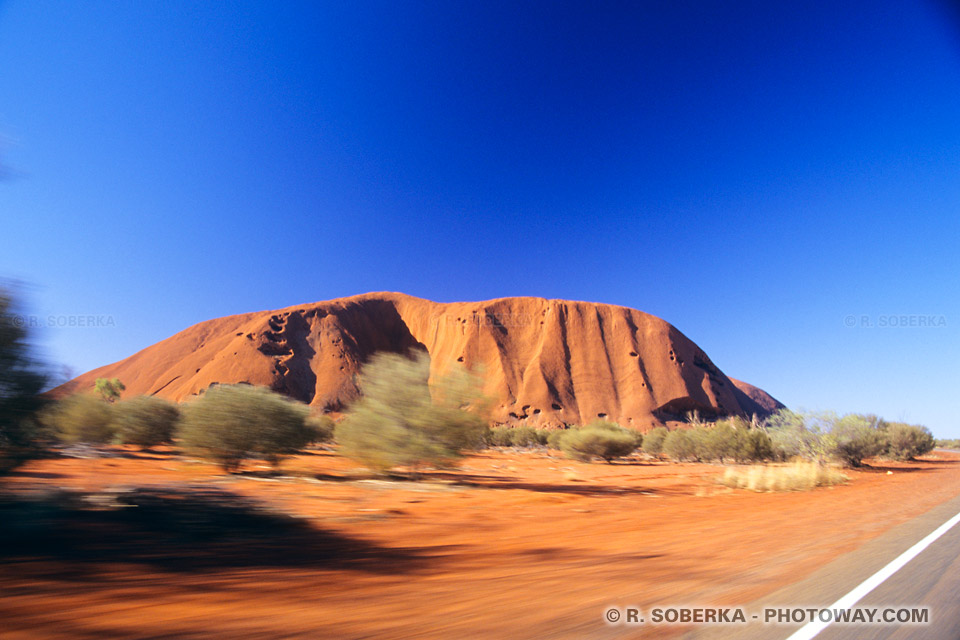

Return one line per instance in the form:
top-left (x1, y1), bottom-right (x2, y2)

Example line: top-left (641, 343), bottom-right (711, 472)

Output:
top-left (484, 426), bottom-right (549, 448)
top-left (335, 351), bottom-right (487, 475)
top-left (587, 420), bottom-right (643, 448)
top-left (740, 428), bottom-right (775, 462)
top-left (0, 286), bottom-right (50, 471)
top-left (510, 426), bottom-right (549, 447)
top-left (559, 423), bottom-right (638, 463)
top-left (113, 396), bottom-right (180, 448)
top-left (43, 394), bottom-right (116, 444)
top-left (662, 428), bottom-right (699, 461)
top-left (178, 384), bottom-right (313, 472)
top-left (766, 409), bottom-right (836, 463)
top-left (702, 422), bottom-right (738, 462)
top-left (94, 377), bottom-right (125, 403)
top-left (700, 419), bottom-right (774, 463)
top-left (882, 422), bottom-right (935, 461)
top-left (936, 438), bottom-right (960, 449)
top-left (547, 428), bottom-right (570, 450)
top-left (642, 426), bottom-right (669, 456)
top-left (830, 414), bottom-right (886, 468)
top-left (485, 426), bottom-right (514, 447)
top-left (306, 414), bottom-right (335, 444)
top-left (719, 462), bottom-right (847, 492)
top-left (766, 410), bottom-right (892, 467)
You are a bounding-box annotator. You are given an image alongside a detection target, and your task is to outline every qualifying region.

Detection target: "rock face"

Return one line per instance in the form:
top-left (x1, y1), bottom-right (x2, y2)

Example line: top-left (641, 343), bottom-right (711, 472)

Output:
top-left (59, 292), bottom-right (784, 429)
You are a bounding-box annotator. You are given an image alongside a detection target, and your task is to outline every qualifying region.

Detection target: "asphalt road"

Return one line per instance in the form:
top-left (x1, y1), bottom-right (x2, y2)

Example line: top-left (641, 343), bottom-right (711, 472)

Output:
top-left (684, 491), bottom-right (960, 640)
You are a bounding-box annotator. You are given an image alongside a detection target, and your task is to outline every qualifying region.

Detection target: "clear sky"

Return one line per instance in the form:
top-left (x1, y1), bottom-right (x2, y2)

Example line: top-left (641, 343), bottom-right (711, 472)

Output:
top-left (1, 1), bottom-right (958, 435)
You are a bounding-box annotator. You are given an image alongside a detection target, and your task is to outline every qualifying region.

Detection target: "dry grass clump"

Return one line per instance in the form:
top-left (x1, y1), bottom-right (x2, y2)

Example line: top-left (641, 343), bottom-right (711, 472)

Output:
top-left (719, 462), bottom-right (848, 492)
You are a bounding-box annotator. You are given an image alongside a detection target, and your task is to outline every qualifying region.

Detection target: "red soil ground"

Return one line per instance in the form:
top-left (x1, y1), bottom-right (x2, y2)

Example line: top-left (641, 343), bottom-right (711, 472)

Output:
top-left (2, 448), bottom-right (959, 639)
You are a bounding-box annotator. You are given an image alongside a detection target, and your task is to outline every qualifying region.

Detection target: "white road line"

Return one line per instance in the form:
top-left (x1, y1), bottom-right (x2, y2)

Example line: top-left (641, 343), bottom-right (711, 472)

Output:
top-left (785, 508), bottom-right (960, 640)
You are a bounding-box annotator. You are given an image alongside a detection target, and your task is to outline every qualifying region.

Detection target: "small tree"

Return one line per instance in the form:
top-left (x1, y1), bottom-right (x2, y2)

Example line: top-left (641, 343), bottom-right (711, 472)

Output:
top-left (94, 378), bottom-right (126, 403)
top-left (559, 425), bottom-right (638, 463)
top-left (766, 409), bottom-right (836, 463)
top-left (0, 286), bottom-right (49, 470)
top-left (829, 414), bottom-right (886, 467)
top-left (178, 385), bottom-right (313, 472)
top-left (883, 422), bottom-right (935, 461)
top-left (335, 351), bottom-right (487, 476)
top-left (45, 394), bottom-right (116, 444)
top-left (547, 427), bottom-right (571, 450)
top-left (739, 428), bottom-right (774, 462)
top-left (642, 426), bottom-right (669, 456)
top-left (703, 422), bottom-right (739, 462)
top-left (306, 414), bottom-right (335, 444)
top-left (662, 428), bottom-right (698, 461)
top-left (113, 396), bottom-right (180, 449)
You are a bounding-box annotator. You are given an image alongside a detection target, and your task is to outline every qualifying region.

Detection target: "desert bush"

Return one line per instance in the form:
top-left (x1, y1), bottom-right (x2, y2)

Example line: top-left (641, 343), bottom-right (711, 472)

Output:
top-left (547, 428), bottom-right (571, 450)
top-left (306, 414), bottom-right (335, 444)
top-left (335, 351), bottom-right (487, 475)
top-left (94, 377), bottom-right (125, 403)
top-left (485, 426), bottom-right (549, 448)
top-left (585, 420), bottom-right (643, 448)
top-left (883, 422), bottom-right (935, 461)
top-left (739, 428), bottom-right (775, 462)
top-left (113, 396), bottom-right (180, 448)
top-left (44, 394), bottom-right (116, 444)
top-left (765, 409), bottom-right (836, 463)
top-left (512, 426), bottom-right (549, 447)
top-left (484, 426), bottom-right (514, 447)
top-left (0, 287), bottom-right (50, 471)
top-left (559, 426), bottom-right (638, 463)
top-left (642, 426), bottom-right (669, 456)
top-left (178, 384), bottom-right (313, 472)
top-left (662, 428), bottom-right (698, 461)
top-left (719, 462), bottom-right (847, 492)
top-left (702, 422), bottom-right (739, 462)
top-left (936, 438), bottom-right (960, 450)
top-left (830, 414), bottom-right (886, 467)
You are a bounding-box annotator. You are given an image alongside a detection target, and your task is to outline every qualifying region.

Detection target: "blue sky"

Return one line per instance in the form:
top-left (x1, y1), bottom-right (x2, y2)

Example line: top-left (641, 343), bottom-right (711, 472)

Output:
top-left (1, 1), bottom-right (958, 435)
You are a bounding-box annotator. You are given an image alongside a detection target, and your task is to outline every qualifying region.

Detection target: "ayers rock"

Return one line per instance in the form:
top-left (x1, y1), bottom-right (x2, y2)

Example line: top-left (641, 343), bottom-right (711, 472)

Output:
top-left (61, 292), bottom-right (783, 430)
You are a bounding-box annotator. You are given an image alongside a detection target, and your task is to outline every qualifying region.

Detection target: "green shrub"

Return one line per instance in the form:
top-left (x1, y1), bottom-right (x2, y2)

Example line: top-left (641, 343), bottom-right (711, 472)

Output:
top-left (585, 420), bottom-right (643, 448)
top-left (484, 427), bottom-right (514, 447)
top-left (178, 384), bottom-right (313, 472)
top-left (642, 426), bottom-right (669, 456)
top-left (484, 426), bottom-right (549, 448)
top-left (44, 394), bottom-right (116, 444)
top-left (0, 286), bottom-right (50, 471)
top-left (335, 351), bottom-right (487, 475)
top-left (662, 428), bottom-right (699, 461)
top-left (94, 377), bottom-right (125, 403)
top-left (936, 438), bottom-right (960, 449)
top-left (883, 422), bottom-right (935, 461)
top-left (511, 426), bottom-right (549, 447)
top-left (766, 409), bottom-right (835, 463)
top-left (740, 428), bottom-right (775, 462)
top-left (113, 396), bottom-right (180, 448)
top-left (702, 422), bottom-right (739, 462)
top-left (701, 420), bottom-right (775, 463)
top-left (306, 414), bottom-right (336, 444)
top-left (547, 428), bottom-right (571, 450)
top-left (830, 414), bottom-right (886, 467)
top-left (559, 426), bottom-right (638, 463)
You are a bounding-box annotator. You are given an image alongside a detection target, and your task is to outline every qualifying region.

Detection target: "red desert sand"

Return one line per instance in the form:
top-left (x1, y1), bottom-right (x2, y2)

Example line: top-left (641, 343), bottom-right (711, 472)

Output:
top-left (3, 449), bottom-right (960, 639)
